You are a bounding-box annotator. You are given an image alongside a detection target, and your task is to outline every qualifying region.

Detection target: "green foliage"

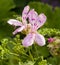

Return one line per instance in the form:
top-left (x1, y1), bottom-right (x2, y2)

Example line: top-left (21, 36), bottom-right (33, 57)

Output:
top-left (38, 28), bottom-right (60, 37)
top-left (47, 56), bottom-right (60, 65)
top-left (38, 60), bottom-right (47, 65)
top-left (0, 28), bottom-right (60, 65)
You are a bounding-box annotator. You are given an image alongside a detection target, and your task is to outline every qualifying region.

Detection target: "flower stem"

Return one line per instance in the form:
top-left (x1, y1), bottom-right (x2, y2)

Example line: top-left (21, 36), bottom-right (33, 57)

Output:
top-left (34, 44), bottom-right (39, 58)
top-left (29, 49), bottom-right (34, 61)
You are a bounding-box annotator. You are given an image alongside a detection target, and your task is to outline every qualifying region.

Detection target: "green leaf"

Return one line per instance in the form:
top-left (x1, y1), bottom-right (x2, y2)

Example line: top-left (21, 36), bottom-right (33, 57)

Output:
top-left (0, 22), bottom-right (14, 40)
top-left (0, 0), bottom-right (15, 20)
top-left (47, 56), bottom-right (60, 65)
top-left (0, 0), bottom-right (16, 40)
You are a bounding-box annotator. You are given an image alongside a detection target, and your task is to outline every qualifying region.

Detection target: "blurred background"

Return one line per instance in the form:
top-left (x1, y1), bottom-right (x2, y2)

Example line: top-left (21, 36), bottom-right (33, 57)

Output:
top-left (41, 0), bottom-right (60, 7)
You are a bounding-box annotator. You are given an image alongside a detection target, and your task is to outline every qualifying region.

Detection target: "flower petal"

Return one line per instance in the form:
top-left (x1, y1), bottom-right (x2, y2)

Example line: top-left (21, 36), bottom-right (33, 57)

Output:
top-left (22, 33), bottom-right (35, 47)
top-left (7, 19), bottom-right (22, 26)
top-left (28, 9), bottom-right (38, 25)
top-left (35, 33), bottom-right (46, 46)
top-left (13, 26), bottom-right (25, 35)
top-left (31, 13), bottom-right (47, 30)
top-left (22, 5), bottom-right (30, 23)
top-left (28, 9), bottom-right (38, 31)
top-left (36, 13), bottom-right (47, 29)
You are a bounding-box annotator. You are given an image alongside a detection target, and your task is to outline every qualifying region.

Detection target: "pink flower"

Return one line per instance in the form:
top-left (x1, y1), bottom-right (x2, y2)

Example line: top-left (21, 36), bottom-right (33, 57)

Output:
top-left (7, 5), bottom-right (47, 47)
top-left (7, 6), bottom-right (30, 35)
top-left (22, 10), bottom-right (47, 47)
top-left (48, 38), bottom-right (54, 43)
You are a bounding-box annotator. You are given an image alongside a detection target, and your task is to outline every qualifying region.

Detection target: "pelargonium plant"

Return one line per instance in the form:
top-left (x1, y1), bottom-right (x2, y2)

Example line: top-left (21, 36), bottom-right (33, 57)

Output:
top-left (7, 5), bottom-right (47, 47)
